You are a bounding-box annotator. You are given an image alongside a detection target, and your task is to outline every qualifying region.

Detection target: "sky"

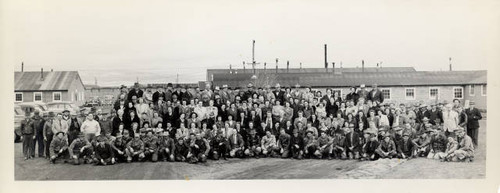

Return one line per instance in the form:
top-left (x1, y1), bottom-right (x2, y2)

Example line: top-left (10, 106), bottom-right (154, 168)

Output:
top-left (2, 0), bottom-right (499, 86)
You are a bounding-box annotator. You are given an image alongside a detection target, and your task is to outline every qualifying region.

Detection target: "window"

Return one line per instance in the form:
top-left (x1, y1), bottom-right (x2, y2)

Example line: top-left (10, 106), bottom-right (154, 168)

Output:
top-left (481, 85), bottom-right (486, 96)
top-left (405, 88), bottom-right (415, 100)
top-left (469, 85), bottom-right (475, 96)
top-left (15, 93), bottom-right (23, 102)
top-left (332, 89), bottom-right (342, 98)
top-left (34, 92), bottom-right (42, 102)
top-left (453, 87), bottom-right (463, 99)
top-left (381, 88), bottom-right (391, 100)
top-left (429, 88), bottom-right (439, 99)
top-left (53, 92), bottom-right (62, 101)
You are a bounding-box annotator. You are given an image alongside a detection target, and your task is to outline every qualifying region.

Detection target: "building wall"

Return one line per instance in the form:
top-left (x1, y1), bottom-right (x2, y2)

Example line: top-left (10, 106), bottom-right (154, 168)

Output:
top-left (14, 91), bottom-right (68, 103)
top-left (67, 75), bottom-right (86, 106)
top-left (463, 84), bottom-right (487, 110)
top-left (309, 85), bottom-right (486, 110)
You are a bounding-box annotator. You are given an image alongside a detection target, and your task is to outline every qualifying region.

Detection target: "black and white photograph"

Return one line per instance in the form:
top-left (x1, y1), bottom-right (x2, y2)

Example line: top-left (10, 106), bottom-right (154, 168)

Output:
top-left (1, 0), bottom-right (500, 192)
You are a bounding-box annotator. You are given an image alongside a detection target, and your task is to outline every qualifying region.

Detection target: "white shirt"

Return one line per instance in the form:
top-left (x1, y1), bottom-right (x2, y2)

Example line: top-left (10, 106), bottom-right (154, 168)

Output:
top-left (81, 119), bottom-right (101, 136)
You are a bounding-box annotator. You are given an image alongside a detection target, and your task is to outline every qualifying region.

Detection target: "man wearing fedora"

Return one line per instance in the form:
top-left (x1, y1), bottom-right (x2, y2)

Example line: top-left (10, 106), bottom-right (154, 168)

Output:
top-left (20, 111), bottom-right (35, 160)
top-left (32, 110), bottom-right (45, 158)
top-left (43, 112), bottom-right (56, 159)
top-left (465, 101), bottom-right (482, 146)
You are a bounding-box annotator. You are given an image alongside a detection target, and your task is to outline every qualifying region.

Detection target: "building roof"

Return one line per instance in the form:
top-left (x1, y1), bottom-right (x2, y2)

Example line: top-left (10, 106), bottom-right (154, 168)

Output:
top-left (212, 70), bottom-right (487, 88)
top-left (15, 71), bottom-right (84, 91)
top-left (208, 67), bottom-right (416, 75)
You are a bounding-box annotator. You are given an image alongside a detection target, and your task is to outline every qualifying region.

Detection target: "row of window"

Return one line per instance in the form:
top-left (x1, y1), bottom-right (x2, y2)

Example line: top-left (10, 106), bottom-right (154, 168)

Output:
top-left (337, 85), bottom-right (486, 101)
top-left (14, 91), bottom-right (85, 102)
top-left (15, 92), bottom-right (61, 102)
top-left (403, 85), bottom-right (486, 100)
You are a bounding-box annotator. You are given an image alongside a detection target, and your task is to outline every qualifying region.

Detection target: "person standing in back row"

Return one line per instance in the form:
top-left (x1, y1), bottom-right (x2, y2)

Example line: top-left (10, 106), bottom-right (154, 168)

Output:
top-left (20, 111), bottom-right (35, 160)
top-left (465, 101), bottom-right (482, 146)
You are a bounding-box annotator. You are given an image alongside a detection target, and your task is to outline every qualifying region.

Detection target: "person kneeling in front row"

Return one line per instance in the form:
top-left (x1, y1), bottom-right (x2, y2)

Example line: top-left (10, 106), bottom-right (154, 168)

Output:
top-left (49, 132), bottom-right (69, 164)
top-left (69, 132), bottom-right (93, 165)
top-left (125, 134), bottom-right (145, 162)
top-left (93, 135), bottom-right (116, 165)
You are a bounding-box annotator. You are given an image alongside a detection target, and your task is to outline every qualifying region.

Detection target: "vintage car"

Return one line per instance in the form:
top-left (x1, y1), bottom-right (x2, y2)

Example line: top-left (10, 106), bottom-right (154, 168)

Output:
top-left (46, 101), bottom-right (80, 115)
top-left (14, 105), bottom-right (25, 142)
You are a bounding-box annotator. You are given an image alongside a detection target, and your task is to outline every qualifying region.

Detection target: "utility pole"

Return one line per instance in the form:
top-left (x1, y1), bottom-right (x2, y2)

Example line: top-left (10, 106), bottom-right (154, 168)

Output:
top-left (276, 58), bottom-right (279, 73)
top-left (324, 44), bottom-right (328, 72)
top-left (244, 40), bottom-right (260, 74)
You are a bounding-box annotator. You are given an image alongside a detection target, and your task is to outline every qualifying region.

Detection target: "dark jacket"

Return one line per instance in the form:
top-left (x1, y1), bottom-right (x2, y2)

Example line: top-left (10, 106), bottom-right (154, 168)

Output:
top-left (466, 108), bottom-right (482, 129)
top-left (368, 89), bottom-right (384, 104)
top-left (95, 143), bottom-right (115, 160)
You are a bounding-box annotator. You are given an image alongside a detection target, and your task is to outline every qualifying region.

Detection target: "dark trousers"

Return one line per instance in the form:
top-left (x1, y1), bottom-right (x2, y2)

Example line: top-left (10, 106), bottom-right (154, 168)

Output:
top-left (44, 134), bottom-right (53, 158)
top-left (467, 127), bottom-right (479, 146)
top-left (35, 134), bottom-right (44, 157)
top-left (22, 134), bottom-right (34, 158)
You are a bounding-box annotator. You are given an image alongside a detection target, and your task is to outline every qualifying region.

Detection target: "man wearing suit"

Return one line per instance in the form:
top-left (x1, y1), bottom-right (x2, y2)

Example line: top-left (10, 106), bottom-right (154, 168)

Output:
top-left (465, 101), bottom-right (482, 146)
top-left (367, 84), bottom-right (384, 105)
top-left (273, 83), bottom-right (285, 104)
top-left (356, 84), bottom-right (369, 101)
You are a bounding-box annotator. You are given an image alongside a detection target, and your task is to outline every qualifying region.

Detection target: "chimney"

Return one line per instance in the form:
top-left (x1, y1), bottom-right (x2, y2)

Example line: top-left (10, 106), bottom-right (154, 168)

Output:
top-left (41, 68), bottom-right (44, 80)
top-left (324, 44), bottom-right (328, 72)
top-left (287, 61), bottom-right (289, 72)
top-left (276, 58), bottom-right (279, 73)
top-left (449, 57), bottom-right (452, 71)
top-left (332, 62), bottom-right (335, 73)
top-left (243, 61), bottom-right (246, 73)
top-left (362, 60), bottom-right (365, 72)
top-left (264, 62), bottom-right (267, 70)
top-left (21, 62), bottom-right (24, 72)
top-left (300, 63), bottom-right (302, 69)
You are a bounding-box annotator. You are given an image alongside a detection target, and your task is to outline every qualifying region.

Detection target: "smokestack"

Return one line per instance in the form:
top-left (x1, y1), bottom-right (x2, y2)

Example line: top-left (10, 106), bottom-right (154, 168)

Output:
top-left (41, 68), bottom-right (44, 80)
top-left (324, 44), bottom-right (328, 72)
top-left (264, 62), bottom-right (266, 70)
top-left (300, 63), bottom-right (302, 69)
top-left (243, 61), bottom-right (246, 73)
top-left (21, 62), bottom-right (24, 72)
top-left (449, 57), bottom-right (452, 71)
top-left (332, 62), bottom-right (335, 73)
top-left (362, 60), bottom-right (365, 72)
top-left (276, 58), bottom-right (279, 73)
top-left (51, 69), bottom-right (53, 72)
top-left (287, 61), bottom-right (289, 72)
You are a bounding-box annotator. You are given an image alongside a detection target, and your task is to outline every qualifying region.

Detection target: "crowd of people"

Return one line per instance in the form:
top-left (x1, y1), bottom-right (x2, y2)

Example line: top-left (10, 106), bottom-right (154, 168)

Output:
top-left (19, 82), bottom-right (482, 166)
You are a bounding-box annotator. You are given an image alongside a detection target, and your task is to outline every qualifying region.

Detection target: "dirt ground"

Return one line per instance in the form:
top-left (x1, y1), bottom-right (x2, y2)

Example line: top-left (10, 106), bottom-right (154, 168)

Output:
top-left (15, 121), bottom-right (485, 180)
